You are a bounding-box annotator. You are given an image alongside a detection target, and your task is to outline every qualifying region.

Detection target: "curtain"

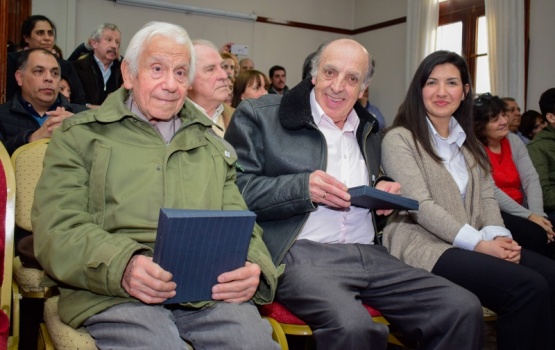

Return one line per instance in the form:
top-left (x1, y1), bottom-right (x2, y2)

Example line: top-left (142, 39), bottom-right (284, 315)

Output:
top-left (485, 0), bottom-right (525, 105)
top-left (405, 0), bottom-right (440, 88)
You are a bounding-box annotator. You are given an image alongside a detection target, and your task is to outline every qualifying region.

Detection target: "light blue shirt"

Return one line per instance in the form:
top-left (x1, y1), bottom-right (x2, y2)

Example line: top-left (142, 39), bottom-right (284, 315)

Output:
top-left (94, 54), bottom-right (113, 90)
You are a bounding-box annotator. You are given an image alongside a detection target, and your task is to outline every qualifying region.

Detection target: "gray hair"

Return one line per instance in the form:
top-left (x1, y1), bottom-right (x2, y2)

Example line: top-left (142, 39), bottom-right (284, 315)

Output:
top-left (90, 23), bottom-right (120, 41)
top-left (124, 22), bottom-right (195, 84)
top-left (192, 39), bottom-right (218, 52)
top-left (310, 39), bottom-right (375, 90)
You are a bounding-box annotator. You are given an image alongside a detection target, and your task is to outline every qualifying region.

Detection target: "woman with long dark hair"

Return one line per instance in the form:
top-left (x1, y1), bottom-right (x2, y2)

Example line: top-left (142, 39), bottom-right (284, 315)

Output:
top-left (6, 15), bottom-right (86, 104)
top-left (382, 50), bottom-right (555, 350)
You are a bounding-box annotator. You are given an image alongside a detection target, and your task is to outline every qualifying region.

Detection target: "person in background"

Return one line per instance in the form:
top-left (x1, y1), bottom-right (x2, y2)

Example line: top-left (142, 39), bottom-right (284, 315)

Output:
top-left (225, 76), bottom-right (234, 107)
top-left (225, 40), bottom-right (483, 350)
top-left (188, 40), bottom-right (235, 137)
top-left (268, 65), bottom-right (289, 95)
top-left (58, 76), bottom-right (72, 101)
top-left (32, 21), bottom-right (279, 350)
top-left (358, 85), bottom-right (386, 131)
top-left (503, 97), bottom-right (529, 144)
top-left (382, 50), bottom-right (555, 350)
top-left (221, 52), bottom-right (239, 78)
top-left (519, 109), bottom-right (547, 141)
top-left (0, 48), bottom-right (87, 154)
top-left (6, 15), bottom-right (86, 105)
top-left (473, 93), bottom-right (553, 256)
top-left (73, 23), bottom-right (122, 107)
top-left (528, 87), bottom-right (555, 224)
top-left (231, 70), bottom-right (268, 108)
top-left (239, 57), bottom-right (254, 73)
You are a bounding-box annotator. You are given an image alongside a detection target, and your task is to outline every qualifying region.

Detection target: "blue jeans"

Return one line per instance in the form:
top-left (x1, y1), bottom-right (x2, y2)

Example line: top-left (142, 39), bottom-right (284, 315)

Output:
top-left (84, 301), bottom-right (279, 349)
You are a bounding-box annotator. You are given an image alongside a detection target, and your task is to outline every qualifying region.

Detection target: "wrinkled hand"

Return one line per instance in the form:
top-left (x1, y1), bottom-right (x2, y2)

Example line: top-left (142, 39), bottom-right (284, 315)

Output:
top-left (212, 262), bottom-right (260, 303)
top-left (122, 255), bottom-right (176, 304)
top-left (528, 213), bottom-right (554, 242)
top-left (309, 170), bottom-right (350, 208)
top-left (29, 107), bottom-right (74, 142)
top-left (374, 180), bottom-right (401, 216)
top-left (474, 237), bottom-right (521, 263)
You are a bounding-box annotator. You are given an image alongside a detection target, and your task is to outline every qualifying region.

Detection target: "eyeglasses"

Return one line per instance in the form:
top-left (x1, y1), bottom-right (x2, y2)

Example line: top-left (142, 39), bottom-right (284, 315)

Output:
top-left (474, 92), bottom-right (493, 107)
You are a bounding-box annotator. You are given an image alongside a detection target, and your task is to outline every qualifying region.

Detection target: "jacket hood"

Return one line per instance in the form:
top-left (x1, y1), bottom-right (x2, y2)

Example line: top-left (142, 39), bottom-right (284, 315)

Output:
top-left (530, 124), bottom-right (555, 144)
top-left (278, 77), bottom-right (379, 133)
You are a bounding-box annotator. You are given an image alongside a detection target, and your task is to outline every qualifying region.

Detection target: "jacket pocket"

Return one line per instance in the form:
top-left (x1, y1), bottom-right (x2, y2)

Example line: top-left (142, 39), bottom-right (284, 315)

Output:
top-left (88, 142), bottom-right (112, 226)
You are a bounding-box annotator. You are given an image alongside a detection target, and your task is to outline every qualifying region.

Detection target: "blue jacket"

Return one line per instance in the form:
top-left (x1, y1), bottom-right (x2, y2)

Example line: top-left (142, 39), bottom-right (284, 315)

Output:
top-left (0, 92), bottom-right (88, 154)
top-left (225, 78), bottom-right (382, 265)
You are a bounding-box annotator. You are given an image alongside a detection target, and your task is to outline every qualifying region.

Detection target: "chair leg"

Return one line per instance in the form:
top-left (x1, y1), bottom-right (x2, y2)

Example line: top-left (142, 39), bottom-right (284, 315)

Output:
top-left (37, 323), bottom-right (54, 350)
top-left (263, 317), bottom-right (289, 350)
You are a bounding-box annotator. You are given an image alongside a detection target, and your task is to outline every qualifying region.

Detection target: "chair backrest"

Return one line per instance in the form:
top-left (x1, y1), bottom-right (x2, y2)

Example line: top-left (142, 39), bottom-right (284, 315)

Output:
top-left (11, 139), bottom-right (50, 232)
top-left (0, 141), bottom-right (17, 347)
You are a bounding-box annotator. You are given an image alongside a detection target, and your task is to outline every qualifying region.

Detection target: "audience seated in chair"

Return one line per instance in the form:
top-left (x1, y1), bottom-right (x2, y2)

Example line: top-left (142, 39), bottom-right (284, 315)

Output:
top-left (72, 23), bottom-right (123, 107)
top-left (473, 93), bottom-right (554, 256)
top-left (5, 15), bottom-right (87, 105)
top-left (31, 21), bottom-right (279, 350)
top-left (0, 48), bottom-right (88, 155)
top-left (225, 39), bottom-right (483, 349)
top-left (231, 70), bottom-right (269, 108)
top-left (528, 88), bottom-right (555, 224)
top-left (382, 50), bottom-right (555, 350)
top-left (188, 40), bottom-right (236, 137)
top-left (519, 109), bottom-right (546, 142)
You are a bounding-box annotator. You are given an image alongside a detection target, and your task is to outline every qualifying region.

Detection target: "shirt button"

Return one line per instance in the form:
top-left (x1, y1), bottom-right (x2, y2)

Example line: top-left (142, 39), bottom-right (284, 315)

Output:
top-left (156, 165), bottom-right (161, 171)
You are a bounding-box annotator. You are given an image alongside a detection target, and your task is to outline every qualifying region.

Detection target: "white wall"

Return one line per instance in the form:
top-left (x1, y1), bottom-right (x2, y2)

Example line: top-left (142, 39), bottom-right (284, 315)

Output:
top-left (33, 0), bottom-right (552, 120)
top-left (526, 0), bottom-right (555, 111)
top-left (32, 0), bottom-right (353, 88)
top-left (354, 0), bottom-right (407, 125)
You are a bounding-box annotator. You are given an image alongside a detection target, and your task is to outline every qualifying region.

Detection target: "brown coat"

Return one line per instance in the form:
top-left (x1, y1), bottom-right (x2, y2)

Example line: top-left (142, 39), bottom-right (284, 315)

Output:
top-left (381, 127), bottom-right (504, 271)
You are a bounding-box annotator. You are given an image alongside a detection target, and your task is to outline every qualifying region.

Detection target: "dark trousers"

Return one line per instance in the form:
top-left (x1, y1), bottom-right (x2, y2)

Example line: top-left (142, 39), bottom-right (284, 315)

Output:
top-left (502, 211), bottom-right (548, 255)
top-left (433, 247), bottom-right (555, 350)
top-left (277, 240), bottom-right (483, 350)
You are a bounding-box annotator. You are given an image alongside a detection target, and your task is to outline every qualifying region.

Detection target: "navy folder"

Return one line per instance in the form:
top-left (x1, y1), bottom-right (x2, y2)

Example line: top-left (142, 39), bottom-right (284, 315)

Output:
top-left (348, 185), bottom-right (419, 211)
top-left (153, 208), bottom-right (256, 304)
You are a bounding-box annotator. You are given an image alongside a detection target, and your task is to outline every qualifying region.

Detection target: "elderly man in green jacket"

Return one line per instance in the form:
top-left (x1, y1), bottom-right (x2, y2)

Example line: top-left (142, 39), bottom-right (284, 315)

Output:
top-left (32, 21), bottom-right (279, 350)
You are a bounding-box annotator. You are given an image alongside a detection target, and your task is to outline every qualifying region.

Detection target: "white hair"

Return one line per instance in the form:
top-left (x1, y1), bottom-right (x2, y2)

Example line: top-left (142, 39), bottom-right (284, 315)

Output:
top-left (124, 22), bottom-right (195, 84)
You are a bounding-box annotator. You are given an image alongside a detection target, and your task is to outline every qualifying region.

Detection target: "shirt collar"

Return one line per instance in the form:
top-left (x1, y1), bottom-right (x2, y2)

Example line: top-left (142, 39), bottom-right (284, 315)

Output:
top-left (18, 93), bottom-right (61, 118)
top-left (309, 89), bottom-right (359, 131)
top-left (93, 54), bottom-right (113, 71)
top-left (427, 116), bottom-right (466, 147)
top-left (187, 99), bottom-right (224, 122)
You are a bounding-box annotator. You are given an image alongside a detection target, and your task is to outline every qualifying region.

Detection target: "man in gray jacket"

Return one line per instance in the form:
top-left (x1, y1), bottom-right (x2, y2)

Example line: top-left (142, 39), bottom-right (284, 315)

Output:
top-left (225, 38), bottom-right (483, 349)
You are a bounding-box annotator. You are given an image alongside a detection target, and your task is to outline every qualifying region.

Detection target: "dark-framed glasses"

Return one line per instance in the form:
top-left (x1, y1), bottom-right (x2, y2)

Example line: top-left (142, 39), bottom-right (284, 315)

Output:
top-left (474, 92), bottom-right (493, 107)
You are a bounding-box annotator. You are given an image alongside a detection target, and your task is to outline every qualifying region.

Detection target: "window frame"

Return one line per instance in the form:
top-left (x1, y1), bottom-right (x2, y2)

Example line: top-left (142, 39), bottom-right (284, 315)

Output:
top-left (438, 0), bottom-right (485, 89)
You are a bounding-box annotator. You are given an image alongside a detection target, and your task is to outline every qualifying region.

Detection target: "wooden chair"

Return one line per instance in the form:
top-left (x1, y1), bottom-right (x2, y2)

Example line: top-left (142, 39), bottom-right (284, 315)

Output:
top-left (260, 301), bottom-right (408, 350)
top-left (0, 141), bottom-right (20, 349)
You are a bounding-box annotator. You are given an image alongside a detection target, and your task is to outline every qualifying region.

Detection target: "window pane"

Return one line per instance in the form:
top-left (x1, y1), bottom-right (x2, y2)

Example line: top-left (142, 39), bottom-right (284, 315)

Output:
top-left (475, 55), bottom-right (490, 94)
top-left (477, 16), bottom-right (488, 54)
top-left (436, 22), bottom-right (463, 55)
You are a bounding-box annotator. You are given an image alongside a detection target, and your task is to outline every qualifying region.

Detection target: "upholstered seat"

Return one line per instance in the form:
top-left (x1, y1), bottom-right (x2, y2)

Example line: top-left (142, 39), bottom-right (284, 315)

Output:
top-left (259, 301), bottom-right (406, 349)
top-left (39, 296), bottom-right (97, 350)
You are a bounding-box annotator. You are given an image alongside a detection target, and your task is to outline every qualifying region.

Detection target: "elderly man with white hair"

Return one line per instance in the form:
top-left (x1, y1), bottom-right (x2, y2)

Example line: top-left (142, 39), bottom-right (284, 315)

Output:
top-left (32, 21), bottom-right (279, 350)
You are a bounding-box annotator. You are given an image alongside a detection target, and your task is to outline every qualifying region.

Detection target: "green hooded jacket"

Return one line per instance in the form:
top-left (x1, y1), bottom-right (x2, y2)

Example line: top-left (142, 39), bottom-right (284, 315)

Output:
top-left (32, 88), bottom-right (278, 328)
top-left (528, 124), bottom-right (555, 211)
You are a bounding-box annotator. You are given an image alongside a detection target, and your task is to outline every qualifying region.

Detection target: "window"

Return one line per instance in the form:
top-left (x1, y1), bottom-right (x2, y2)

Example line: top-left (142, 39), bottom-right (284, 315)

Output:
top-left (436, 0), bottom-right (489, 93)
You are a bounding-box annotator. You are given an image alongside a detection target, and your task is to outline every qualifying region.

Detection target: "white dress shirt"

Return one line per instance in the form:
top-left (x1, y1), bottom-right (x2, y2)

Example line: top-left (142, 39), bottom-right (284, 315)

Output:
top-left (427, 116), bottom-right (511, 251)
top-left (297, 90), bottom-right (375, 244)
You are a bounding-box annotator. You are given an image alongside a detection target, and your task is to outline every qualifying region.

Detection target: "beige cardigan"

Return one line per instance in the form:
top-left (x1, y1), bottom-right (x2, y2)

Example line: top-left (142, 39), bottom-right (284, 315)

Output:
top-left (381, 127), bottom-right (504, 272)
